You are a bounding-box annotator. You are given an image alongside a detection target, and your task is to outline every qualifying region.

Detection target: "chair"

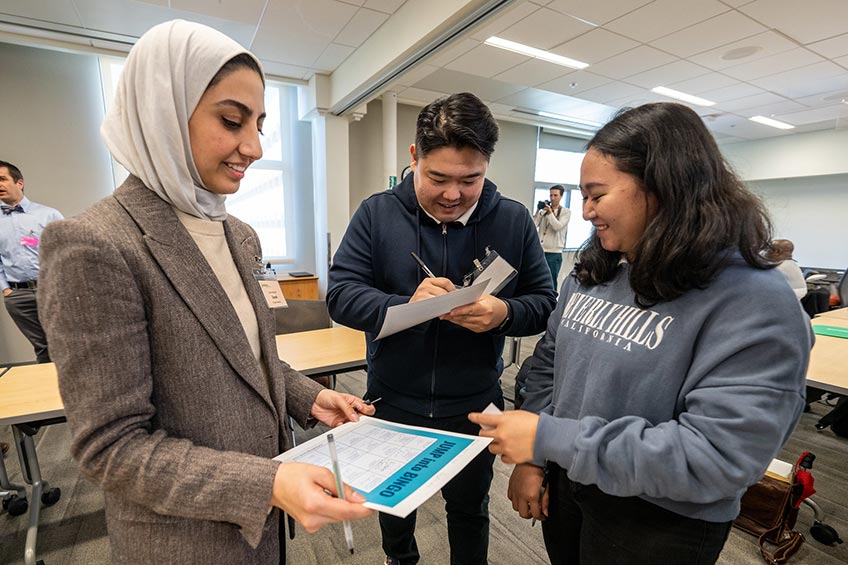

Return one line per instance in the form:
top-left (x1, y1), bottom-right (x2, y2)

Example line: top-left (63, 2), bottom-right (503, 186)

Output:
top-left (274, 299), bottom-right (332, 336)
top-left (273, 299), bottom-right (335, 389)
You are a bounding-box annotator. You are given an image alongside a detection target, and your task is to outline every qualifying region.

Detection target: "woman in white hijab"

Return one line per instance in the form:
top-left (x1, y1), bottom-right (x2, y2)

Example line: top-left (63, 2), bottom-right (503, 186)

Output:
top-left (38, 20), bottom-right (373, 564)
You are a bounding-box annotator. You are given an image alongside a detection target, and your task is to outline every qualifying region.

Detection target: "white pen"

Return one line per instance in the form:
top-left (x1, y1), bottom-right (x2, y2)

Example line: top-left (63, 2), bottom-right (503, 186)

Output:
top-left (327, 433), bottom-right (355, 555)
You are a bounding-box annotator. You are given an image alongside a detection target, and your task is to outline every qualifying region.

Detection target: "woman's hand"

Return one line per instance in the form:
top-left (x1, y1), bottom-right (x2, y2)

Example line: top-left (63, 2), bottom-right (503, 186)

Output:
top-left (508, 463), bottom-right (548, 521)
top-left (270, 462), bottom-right (374, 532)
top-left (468, 410), bottom-right (539, 464)
top-left (310, 389), bottom-right (375, 428)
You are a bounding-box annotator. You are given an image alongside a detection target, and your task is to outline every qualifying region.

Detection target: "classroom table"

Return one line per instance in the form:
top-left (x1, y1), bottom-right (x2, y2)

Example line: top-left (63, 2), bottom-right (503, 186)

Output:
top-left (808, 316), bottom-right (848, 396)
top-left (275, 325), bottom-right (367, 378)
top-left (0, 363), bottom-right (63, 565)
top-left (816, 308), bottom-right (848, 321)
top-left (0, 325), bottom-right (367, 565)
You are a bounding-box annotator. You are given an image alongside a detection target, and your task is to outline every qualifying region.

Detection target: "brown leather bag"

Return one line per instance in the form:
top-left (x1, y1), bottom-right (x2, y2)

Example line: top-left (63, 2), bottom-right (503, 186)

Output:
top-left (734, 474), bottom-right (805, 564)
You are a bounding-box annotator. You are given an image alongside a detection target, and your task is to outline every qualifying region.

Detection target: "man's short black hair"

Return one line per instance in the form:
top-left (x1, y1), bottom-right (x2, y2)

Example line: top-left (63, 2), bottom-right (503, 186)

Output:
top-left (415, 92), bottom-right (499, 160)
top-left (0, 160), bottom-right (22, 183)
top-left (550, 185), bottom-right (565, 196)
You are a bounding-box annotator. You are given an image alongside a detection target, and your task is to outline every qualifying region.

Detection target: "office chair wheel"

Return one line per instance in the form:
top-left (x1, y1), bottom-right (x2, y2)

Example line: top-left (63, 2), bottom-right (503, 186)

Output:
top-left (811, 520), bottom-right (843, 545)
top-left (4, 494), bottom-right (28, 516)
top-left (41, 487), bottom-right (61, 506)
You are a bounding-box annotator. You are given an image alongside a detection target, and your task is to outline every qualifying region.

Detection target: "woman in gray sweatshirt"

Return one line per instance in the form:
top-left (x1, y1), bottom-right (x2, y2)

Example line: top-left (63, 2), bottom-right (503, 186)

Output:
top-left (470, 103), bottom-right (812, 565)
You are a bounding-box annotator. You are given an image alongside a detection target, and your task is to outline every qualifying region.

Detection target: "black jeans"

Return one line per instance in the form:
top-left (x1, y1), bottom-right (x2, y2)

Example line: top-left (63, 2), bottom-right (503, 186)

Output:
top-left (375, 398), bottom-right (502, 565)
top-left (542, 464), bottom-right (732, 565)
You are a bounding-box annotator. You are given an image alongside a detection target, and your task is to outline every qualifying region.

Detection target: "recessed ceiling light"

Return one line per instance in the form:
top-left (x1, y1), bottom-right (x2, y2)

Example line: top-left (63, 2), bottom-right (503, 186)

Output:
top-left (651, 86), bottom-right (716, 107)
top-left (485, 37), bottom-right (589, 70)
top-left (749, 115), bottom-right (794, 130)
top-left (721, 46), bottom-right (762, 61)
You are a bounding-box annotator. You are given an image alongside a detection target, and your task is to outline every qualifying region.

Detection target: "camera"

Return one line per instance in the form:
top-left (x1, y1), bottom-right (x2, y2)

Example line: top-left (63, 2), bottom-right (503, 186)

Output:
top-left (537, 200), bottom-right (551, 211)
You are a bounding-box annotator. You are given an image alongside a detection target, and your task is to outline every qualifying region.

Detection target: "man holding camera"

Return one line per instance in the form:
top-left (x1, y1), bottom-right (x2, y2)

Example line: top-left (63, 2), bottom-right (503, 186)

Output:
top-left (533, 185), bottom-right (570, 290)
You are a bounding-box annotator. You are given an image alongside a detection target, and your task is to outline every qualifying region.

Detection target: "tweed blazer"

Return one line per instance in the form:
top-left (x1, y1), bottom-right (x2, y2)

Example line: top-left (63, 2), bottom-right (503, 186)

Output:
top-left (38, 176), bottom-right (324, 564)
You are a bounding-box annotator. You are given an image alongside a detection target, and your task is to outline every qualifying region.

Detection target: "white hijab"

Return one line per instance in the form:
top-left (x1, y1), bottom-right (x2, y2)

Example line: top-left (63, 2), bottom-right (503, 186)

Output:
top-left (102, 19), bottom-right (262, 220)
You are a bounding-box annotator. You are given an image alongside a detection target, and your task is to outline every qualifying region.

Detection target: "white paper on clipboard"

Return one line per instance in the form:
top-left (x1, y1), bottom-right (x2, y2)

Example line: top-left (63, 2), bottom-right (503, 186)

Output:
top-left (376, 279), bottom-right (489, 340)
top-left (472, 253), bottom-right (517, 296)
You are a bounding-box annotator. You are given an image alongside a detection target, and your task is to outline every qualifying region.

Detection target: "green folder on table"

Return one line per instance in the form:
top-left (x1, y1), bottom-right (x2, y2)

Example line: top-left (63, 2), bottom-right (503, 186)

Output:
top-left (812, 325), bottom-right (848, 339)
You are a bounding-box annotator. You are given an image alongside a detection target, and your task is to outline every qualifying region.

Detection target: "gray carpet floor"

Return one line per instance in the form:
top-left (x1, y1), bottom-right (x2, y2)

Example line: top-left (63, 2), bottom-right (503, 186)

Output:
top-left (2, 338), bottom-right (847, 564)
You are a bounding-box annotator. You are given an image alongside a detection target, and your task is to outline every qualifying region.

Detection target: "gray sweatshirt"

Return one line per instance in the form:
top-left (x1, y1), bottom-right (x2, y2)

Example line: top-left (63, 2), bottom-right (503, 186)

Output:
top-left (523, 257), bottom-right (812, 522)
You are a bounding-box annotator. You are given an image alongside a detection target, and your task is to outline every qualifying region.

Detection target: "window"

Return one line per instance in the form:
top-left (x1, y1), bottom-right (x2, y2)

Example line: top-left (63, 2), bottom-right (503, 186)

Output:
top-left (533, 148), bottom-right (593, 250)
top-left (98, 58), bottom-right (296, 262)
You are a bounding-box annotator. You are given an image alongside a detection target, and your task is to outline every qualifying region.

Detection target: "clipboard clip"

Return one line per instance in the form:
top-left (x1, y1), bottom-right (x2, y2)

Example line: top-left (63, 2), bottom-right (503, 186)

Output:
top-left (462, 247), bottom-right (497, 287)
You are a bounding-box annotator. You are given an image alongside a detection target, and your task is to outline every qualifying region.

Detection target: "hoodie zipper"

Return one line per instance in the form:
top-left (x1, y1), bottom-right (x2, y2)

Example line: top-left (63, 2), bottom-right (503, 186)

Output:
top-left (429, 222), bottom-right (449, 417)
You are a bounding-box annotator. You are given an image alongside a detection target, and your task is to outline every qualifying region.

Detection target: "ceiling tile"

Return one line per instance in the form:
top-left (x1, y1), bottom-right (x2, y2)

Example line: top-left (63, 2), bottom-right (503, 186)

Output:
top-left (605, 0), bottom-right (728, 43)
top-left (749, 99), bottom-right (808, 116)
top-left (719, 0), bottom-right (757, 6)
top-left (413, 68), bottom-right (526, 101)
top-left (398, 87), bottom-right (449, 105)
top-left (696, 82), bottom-right (765, 102)
top-left (624, 60), bottom-right (711, 89)
top-left (73, 0), bottom-right (255, 44)
top-left (550, 28), bottom-right (639, 65)
top-left (171, 0), bottom-right (266, 25)
top-left (715, 91), bottom-right (792, 113)
top-left (470, 2), bottom-right (539, 42)
top-left (487, 102), bottom-right (516, 116)
top-left (262, 59), bottom-right (313, 81)
top-left (836, 55), bottom-right (848, 68)
top-left (688, 30), bottom-right (797, 71)
top-left (0, 0), bottom-right (82, 26)
top-left (750, 62), bottom-right (848, 98)
top-left (497, 88), bottom-right (616, 124)
top-left (776, 104), bottom-right (848, 125)
top-left (338, 0), bottom-right (366, 5)
top-left (738, 0), bottom-right (848, 45)
top-left (363, 0), bottom-right (404, 14)
top-left (806, 34), bottom-right (848, 59)
top-left (795, 87), bottom-right (848, 107)
top-left (707, 112), bottom-right (794, 140)
top-left (588, 45), bottom-right (677, 79)
top-left (668, 72), bottom-right (739, 94)
top-left (575, 82), bottom-right (644, 104)
top-left (312, 43), bottom-right (355, 71)
top-left (425, 38), bottom-right (480, 68)
top-left (444, 44), bottom-right (530, 79)
top-left (538, 70), bottom-right (611, 95)
top-left (721, 48), bottom-right (824, 81)
top-left (605, 91), bottom-right (679, 111)
top-left (652, 11), bottom-right (767, 58)
top-left (545, 0), bottom-right (653, 26)
top-left (498, 7), bottom-right (595, 50)
top-left (251, 0), bottom-right (357, 67)
top-left (389, 63), bottom-right (439, 88)
top-left (334, 8), bottom-right (389, 47)
top-left (493, 58), bottom-right (573, 87)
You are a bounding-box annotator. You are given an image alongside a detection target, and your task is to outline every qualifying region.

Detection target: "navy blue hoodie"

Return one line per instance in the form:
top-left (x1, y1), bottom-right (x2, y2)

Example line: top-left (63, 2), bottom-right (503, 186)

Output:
top-left (328, 174), bottom-right (556, 417)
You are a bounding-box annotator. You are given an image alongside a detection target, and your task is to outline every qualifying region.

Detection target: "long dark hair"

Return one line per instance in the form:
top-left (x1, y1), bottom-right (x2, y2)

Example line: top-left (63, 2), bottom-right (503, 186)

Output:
top-left (575, 103), bottom-right (773, 306)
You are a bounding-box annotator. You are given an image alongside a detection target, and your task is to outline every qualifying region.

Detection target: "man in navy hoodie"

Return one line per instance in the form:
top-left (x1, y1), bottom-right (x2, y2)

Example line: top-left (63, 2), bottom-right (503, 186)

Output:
top-left (328, 93), bottom-right (556, 565)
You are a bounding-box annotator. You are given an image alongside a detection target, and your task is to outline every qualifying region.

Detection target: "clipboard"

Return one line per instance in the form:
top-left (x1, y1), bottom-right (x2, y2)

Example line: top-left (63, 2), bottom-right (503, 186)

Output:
top-left (461, 248), bottom-right (517, 296)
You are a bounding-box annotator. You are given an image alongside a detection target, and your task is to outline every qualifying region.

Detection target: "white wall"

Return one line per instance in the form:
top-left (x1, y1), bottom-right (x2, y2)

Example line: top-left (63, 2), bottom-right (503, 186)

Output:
top-left (748, 174), bottom-right (848, 269)
top-left (0, 42), bottom-right (114, 364)
top-left (720, 130), bottom-right (848, 270)
top-left (349, 99), bottom-right (538, 216)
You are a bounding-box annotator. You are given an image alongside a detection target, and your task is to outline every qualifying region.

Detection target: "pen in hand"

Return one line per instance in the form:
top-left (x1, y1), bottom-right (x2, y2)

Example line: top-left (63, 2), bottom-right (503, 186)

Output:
top-left (355, 397), bottom-right (381, 414)
top-left (411, 252), bottom-right (437, 279)
top-left (327, 433), bottom-right (355, 554)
